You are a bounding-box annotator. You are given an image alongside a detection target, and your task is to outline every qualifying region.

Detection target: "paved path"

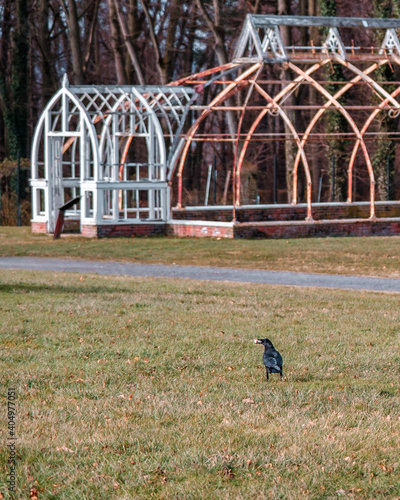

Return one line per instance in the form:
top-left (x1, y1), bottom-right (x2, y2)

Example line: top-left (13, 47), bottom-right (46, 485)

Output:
top-left (1, 256), bottom-right (400, 293)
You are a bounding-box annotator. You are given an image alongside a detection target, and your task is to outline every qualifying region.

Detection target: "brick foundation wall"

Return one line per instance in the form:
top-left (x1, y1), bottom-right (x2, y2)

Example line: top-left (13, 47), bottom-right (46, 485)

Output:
top-left (80, 219), bottom-right (400, 239)
top-left (172, 202), bottom-right (400, 223)
top-left (168, 223), bottom-right (233, 238)
top-left (234, 219), bottom-right (400, 239)
top-left (31, 221), bottom-right (48, 234)
top-left (32, 202), bottom-right (400, 239)
top-left (81, 223), bottom-right (166, 238)
top-left (81, 225), bottom-right (99, 238)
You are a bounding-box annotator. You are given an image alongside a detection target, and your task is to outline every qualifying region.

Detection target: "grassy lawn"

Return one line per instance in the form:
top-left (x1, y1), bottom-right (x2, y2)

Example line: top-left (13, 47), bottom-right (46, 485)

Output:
top-left (1, 227), bottom-right (400, 278)
top-left (1, 270), bottom-right (399, 498)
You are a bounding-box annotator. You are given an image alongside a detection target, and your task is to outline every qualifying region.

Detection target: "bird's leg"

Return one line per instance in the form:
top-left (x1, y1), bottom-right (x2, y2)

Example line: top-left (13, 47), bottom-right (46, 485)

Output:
top-left (280, 371), bottom-right (283, 381)
top-left (265, 367), bottom-right (269, 381)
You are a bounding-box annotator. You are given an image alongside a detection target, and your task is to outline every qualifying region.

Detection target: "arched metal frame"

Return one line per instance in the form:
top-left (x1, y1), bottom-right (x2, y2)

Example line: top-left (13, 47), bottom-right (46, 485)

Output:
top-left (170, 15), bottom-right (400, 221)
top-left (32, 15), bottom-right (400, 233)
top-left (31, 78), bottom-right (194, 231)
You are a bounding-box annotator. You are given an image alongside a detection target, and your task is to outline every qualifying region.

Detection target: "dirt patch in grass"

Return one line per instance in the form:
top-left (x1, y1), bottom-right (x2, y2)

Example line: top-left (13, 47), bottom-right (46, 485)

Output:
top-left (0, 270), bottom-right (399, 498)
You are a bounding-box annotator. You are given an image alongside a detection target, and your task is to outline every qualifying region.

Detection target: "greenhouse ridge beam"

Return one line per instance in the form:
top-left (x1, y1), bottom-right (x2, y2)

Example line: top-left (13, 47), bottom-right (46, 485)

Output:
top-left (251, 15), bottom-right (400, 29)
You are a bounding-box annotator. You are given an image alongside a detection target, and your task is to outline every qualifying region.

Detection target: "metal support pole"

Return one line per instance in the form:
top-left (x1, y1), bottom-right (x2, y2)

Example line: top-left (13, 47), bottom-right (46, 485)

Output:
top-left (273, 154), bottom-right (277, 204)
top-left (331, 155), bottom-right (335, 202)
top-left (213, 155), bottom-right (217, 205)
top-left (318, 174), bottom-right (323, 203)
top-left (223, 170), bottom-right (231, 205)
top-left (205, 164), bottom-right (212, 205)
top-left (387, 154), bottom-right (390, 201)
top-left (17, 150), bottom-right (21, 227)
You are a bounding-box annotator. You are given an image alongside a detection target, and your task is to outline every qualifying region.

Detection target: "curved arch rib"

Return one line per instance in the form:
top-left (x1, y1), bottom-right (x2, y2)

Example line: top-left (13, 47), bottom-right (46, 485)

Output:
top-left (333, 54), bottom-right (400, 112)
top-left (168, 62), bottom-right (241, 87)
top-left (235, 60), bottom-right (329, 211)
top-left (174, 63), bottom-right (262, 208)
top-left (232, 66), bottom-right (263, 209)
top-left (292, 60), bottom-right (387, 204)
top-left (288, 62), bottom-right (377, 219)
top-left (348, 84), bottom-right (400, 202)
top-left (253, 82), bottom-right (313, 220)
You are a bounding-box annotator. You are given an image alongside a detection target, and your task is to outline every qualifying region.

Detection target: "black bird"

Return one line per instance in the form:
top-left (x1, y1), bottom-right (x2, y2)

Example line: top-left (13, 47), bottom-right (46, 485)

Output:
top-left (254, 338), bottom-right (283, 381)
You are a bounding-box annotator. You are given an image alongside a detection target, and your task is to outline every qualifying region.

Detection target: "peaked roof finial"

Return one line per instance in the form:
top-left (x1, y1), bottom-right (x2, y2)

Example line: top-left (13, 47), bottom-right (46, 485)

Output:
top-left (62, 73), bottom-right (69, 88)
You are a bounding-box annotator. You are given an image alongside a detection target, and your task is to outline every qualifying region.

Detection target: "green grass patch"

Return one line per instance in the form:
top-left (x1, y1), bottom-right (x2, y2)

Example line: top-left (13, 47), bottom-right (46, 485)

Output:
top-left (1, 227), bottom-right (400, 278)
top-left (0, 270), bottom-right (399, 498)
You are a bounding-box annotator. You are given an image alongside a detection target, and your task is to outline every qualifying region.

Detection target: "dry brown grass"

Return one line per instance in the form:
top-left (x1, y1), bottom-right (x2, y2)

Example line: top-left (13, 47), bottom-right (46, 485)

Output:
top-left (0, 270), bottom-right (399, 498)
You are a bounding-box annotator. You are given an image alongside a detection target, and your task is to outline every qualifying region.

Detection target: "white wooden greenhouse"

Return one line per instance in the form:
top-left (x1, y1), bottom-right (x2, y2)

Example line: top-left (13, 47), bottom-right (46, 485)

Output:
top-left (30, 75), bottom-right (194, 236)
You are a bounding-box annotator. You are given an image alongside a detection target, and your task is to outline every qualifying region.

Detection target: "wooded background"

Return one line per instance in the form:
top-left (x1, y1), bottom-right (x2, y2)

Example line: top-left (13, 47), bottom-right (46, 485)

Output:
top-left (0, 0), bottom-right (397, 223)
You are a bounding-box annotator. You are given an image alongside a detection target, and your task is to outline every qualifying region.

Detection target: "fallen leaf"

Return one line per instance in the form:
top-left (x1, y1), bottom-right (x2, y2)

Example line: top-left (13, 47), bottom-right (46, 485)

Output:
top-left (221, 466), bottom-right (235, 479)
top-left (57, 446), bottom-right (74, 454)
top-left (242, 398), bottom-right (255, 404)
top-left (30, 490), bottom-right (38, 500)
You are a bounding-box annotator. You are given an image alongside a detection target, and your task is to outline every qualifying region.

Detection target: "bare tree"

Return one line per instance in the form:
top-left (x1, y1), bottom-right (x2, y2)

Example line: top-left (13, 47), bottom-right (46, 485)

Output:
top-left (0, 0), bottom-right (30, 158)
top-left (35, 0), bottom-right (57, 104)
top-left (61, 0), bottom-right (85, 84)
top-left (107, 0), bottom-right (128, 83)
top-left (139, 0), bottom-right (182, 84)
top-left (113, 0), bottom-right (145, 84)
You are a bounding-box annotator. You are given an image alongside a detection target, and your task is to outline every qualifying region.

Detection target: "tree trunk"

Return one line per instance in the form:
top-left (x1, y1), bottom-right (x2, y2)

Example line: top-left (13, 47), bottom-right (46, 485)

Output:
top-left (277, 0), bottom-right (297, 203)
top-left (195, 0), bottom-right (236, 140)
top-left (108, 0), bottom-right (128, 84)
top-left (37, 0), bottom-right (56, 105)
top-left (163, 0), bottom-right (181, 82)
top-left (113, 0), bottom-right (144, 85)
top-left (62, 0), bottom-right (85, 84)
top-left (10, 0), bottom-right (29, 158)
top-left (140, 0), bottom-right (165, 83)
top-left (0, 1), bottom-right (13, 156)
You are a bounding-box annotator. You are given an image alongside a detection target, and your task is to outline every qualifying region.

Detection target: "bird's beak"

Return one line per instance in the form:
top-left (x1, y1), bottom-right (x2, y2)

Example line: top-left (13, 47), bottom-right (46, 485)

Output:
top-left (254, 339), bottom-right (262, 344)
